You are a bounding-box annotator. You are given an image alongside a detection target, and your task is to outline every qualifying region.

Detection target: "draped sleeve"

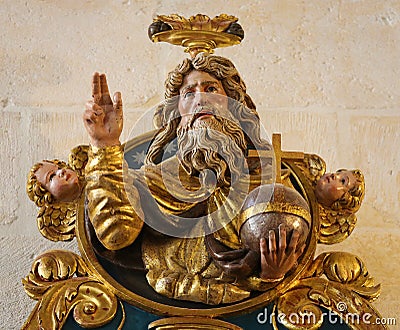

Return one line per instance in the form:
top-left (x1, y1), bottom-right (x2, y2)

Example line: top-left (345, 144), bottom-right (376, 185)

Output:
top-left (85, 144), bottom-right (144, 250)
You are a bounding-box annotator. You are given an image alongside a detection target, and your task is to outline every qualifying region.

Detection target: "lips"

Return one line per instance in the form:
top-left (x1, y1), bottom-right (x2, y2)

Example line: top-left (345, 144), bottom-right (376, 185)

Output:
top-left (195, 108), bottom-right (215, 119)
top-left (195, 112), bottom-right (214, 120)
top-left (188, 107), bottom-right (216, 127)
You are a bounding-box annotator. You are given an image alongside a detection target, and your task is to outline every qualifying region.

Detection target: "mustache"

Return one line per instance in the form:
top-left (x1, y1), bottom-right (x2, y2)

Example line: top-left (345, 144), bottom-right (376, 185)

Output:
top-left (187, 105), bottom-right (217, 128)
top-left (186, 105), bottom-right (238, 129)
top-left (178, 117), bottom-right (247, 154)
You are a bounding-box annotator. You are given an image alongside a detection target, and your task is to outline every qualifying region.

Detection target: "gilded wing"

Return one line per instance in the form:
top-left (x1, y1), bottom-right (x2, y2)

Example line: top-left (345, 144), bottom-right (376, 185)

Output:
top-left (318, 205), bottom-right (357, 244)
top-left (36, 203), bottom-right (76, 241)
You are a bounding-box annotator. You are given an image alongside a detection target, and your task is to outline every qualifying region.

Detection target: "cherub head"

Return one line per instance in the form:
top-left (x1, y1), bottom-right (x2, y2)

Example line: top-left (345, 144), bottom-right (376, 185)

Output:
top-left (27, 160), bottom-right (82, 206)
top-left (315, 169), bottom-right (365, 213)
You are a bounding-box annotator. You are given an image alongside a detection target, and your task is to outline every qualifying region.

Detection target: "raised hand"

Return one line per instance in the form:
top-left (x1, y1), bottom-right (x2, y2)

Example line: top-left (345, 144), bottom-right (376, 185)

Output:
top-left (83, 72), bottom-right (123, 147)
top-left (260, 225), bottom-right (305, 281)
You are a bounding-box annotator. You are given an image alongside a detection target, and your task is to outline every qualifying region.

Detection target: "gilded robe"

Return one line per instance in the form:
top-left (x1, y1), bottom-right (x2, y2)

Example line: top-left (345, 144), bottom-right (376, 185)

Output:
top-left (85, 144), bottom-right (274, 304)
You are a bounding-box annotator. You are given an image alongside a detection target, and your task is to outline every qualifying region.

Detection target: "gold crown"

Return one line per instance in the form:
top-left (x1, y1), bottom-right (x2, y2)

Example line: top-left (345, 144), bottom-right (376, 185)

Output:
top-left (148, 14), bottom-right (244, 58)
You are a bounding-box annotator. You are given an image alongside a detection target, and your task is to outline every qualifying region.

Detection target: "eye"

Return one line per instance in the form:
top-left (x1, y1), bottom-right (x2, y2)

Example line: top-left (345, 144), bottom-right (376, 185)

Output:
top-left (206, 86), bottom-right (218, 93)
top-left (341, 177), bottom-right (348, 185)
top-left (183, 91), bottom-right (194, 99)
top-left (49, 173), bottom-right (56, 182)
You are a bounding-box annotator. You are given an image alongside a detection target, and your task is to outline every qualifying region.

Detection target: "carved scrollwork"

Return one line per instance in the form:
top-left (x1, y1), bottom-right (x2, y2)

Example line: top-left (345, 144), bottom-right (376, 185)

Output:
top-left (154, 14), bottom-right (239, 32)
top-left (274, 252), bottom-right (385, 329)
top-left (22, 250), bottom-right (88, 300)
top-left (22, 250), bottom-right (120, 329)
top-left (35, 279), bottom-right (118, 329)
top-left (305, 252), bottom-right (380, 301)
top-left (276, 277), bottom-right (386, 330)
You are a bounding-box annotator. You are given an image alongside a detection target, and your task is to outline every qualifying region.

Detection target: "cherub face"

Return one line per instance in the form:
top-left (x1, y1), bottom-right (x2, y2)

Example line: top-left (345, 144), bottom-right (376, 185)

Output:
top-left (178, 70), bottom-right (229, 128)
top-left (35, 162), bottom-right (81, 202)
top-left (315, 170), bottom-right (356, 208)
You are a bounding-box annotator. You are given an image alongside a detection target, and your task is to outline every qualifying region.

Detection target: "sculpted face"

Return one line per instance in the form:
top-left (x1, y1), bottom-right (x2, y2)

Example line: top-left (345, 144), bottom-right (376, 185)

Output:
top-left (178, 70), bottom-right (229, 128)
top-left (176, 70), bottom-right (247, 187)
top-left (315, 170), bottom-right (357, 207)
top-left (35, 162), bottom-right (81, 202)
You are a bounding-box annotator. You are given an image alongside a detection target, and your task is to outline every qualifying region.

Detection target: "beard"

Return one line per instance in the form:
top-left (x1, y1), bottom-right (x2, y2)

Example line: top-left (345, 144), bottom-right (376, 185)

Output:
top-left (177, 112), bottom-right (247, 188)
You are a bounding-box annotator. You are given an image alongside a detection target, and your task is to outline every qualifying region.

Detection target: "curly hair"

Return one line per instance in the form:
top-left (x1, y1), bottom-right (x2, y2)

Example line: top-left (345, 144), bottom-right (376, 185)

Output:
top-left (145, 52), bottom-right (266, 165)
top-left (330, 169), bottom-right (365, 213)
top-left (26, 159), bottom-right (68, 207)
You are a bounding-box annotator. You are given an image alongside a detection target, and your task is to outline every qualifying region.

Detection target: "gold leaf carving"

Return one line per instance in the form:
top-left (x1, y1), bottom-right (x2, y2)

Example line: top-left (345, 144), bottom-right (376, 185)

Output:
top-left (276, 286), bottom-right (324, 329)
top-left (275, 251), bottom-right (386, 329)
top-left (37, 279), bottom-right (118, 329)
top-left (294, 154), bottom-right (326, 184)
top-left (303, 252), bottom-right (380, 301)
top-left (318, 209), bottom-right (357, 244)
top-left (151, 14), bottom-right (242, 57)
top-left (277, 278), bottom-right (387, 329)
top-left (155, 14), bottom-right (238, 32)
top-left (36, 203), bottom-right (76, 242)
top-left (155, 14), bottom-right (189, 30)
top-left (22, 250), bottom-right (89, 300)
top-left (22, 250), bottom-right (120, 329)
top-left (68, 144), bottom-right (89, 177)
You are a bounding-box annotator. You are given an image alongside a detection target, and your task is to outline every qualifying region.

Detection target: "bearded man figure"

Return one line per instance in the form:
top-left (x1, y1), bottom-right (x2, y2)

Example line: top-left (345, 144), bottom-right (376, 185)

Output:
top-left (83, 53), bottom-right (305, 305)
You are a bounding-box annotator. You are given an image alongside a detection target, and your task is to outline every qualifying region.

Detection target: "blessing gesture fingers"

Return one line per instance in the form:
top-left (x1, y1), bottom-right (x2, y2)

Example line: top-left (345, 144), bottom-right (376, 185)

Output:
top-left (83, 72), bottom-right (123, 147)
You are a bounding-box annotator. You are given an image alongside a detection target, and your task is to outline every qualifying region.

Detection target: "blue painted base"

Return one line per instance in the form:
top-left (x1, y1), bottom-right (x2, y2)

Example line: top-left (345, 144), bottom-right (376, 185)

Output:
top-left (63, 301), bottom-right (350, 329)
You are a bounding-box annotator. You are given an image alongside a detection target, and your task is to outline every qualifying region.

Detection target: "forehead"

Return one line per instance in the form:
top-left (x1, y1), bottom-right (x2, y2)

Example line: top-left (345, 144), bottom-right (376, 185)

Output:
top-left (35, 162), bottom-right (58, 176)
top-left (337, 170), bottom-right (354, 177)
top-left (180, 70), bottom-right (222, 91)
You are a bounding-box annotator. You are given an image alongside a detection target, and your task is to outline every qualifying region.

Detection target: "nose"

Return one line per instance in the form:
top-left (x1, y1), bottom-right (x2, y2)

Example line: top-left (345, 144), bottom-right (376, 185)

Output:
top-left (194, 92), bottom-right (208, 107)
top-left (57, 168), bottom-right (66, 177)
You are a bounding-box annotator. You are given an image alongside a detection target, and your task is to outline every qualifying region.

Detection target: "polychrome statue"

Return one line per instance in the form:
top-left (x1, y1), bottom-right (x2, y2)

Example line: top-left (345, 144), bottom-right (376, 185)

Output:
top-left (22, 14), bottom-right (386, 330)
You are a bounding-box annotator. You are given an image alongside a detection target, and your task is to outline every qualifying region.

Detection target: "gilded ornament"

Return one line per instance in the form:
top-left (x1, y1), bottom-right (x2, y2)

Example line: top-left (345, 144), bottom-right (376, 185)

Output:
top-left (149, 14), bottom-right (244, 57)
top-left (21, 250), bottom-right (121, 329)
top-left (20, 13), bottom-right (386, 330)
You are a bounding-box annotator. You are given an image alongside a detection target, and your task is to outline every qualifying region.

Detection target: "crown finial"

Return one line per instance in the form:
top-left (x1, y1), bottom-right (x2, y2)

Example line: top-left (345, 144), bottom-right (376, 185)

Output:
top-left (148, 14), bottom-right (244, 58)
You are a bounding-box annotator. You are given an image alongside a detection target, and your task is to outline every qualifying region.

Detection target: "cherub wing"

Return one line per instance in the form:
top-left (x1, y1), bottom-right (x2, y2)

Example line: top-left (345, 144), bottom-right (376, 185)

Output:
top-left (318, 206), bottom-right (357, 244)
top-left (36, 203), bottom-right (76, 241)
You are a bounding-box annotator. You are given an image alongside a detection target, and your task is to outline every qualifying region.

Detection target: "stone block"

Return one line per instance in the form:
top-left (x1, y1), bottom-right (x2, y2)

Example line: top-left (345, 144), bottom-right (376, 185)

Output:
top-left (0, 112), bottom-right (23, 226)
top-left (350, 115), bottom-right (400, 226)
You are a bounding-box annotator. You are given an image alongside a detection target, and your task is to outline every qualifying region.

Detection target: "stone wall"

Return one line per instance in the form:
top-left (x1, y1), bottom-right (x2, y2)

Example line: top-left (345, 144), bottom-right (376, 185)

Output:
top-left (1, 0), bottom-right (399, 328)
